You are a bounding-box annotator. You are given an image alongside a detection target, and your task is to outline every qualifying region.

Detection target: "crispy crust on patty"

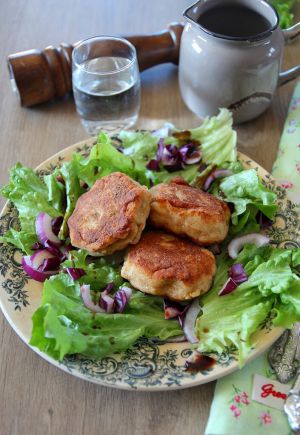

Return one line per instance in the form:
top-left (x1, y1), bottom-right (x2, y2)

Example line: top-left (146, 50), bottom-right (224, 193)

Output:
top-left (149, 181), bottom-right (230, 245)
top-left (121, 231), bottom-right (216, 301)
top-left (68, 172), bottom-right (151, 255)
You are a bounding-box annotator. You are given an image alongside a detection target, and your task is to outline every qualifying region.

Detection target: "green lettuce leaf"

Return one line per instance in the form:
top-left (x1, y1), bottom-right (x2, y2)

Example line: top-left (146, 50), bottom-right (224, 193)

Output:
top-left (58, 159), bottom-right (84, 239)
top-left (30, 273), bottom-right (182, 360)
top-left (0, 163), bottom-right (63, 252)
top-left (271, 0), bottom-right (299, 28)
top-left (197, 246), bottom-right (300, 364)
top-left (0, 228), bottom-right (37, 255)
top-left (61, 249), bottom-right (124, 289)
top-left (189, 109), bottom-right (237, 165)
top-left (219, 169), bottom-right (277, 230)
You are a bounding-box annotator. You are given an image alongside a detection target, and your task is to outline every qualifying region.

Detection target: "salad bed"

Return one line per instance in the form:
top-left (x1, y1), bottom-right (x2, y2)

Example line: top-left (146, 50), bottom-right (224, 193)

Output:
top-left (1, 109), bottom-right (300, 366)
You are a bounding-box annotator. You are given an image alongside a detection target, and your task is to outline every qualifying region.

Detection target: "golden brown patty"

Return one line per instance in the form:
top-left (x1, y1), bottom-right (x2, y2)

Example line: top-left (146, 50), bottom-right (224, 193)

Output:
top-left (149, 180), bottom-right (230, 245)
top-left (68, 172), bottom-right (151, 255)
top-left (121, 231), bottom-right (216, 301)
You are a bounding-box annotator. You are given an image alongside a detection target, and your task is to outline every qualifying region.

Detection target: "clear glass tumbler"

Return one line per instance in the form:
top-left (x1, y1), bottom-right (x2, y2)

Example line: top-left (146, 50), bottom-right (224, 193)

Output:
top-left (72, 36), bottom-right (141, 135)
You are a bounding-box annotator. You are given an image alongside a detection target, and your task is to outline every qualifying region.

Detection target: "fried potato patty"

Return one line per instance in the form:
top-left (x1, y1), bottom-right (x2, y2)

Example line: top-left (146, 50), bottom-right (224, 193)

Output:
top-left (149, 179), bottom-right (230, 245)
top-left (121, 231), bottom-right (216, 301)
top-left (68, 172), bottom-right (151, 255)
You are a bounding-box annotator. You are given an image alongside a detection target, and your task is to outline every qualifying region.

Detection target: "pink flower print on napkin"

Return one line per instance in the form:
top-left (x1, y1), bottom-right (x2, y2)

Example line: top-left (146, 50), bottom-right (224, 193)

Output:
top-left (229, 385), bottom-right (251, 418)
top-left (296, 164), bottom-right (300, 173)
top-left (278, 180), bottom-right (294, 189)
top-left (240, 392), bottom-right (250, 405)
top-left (234, 395), bottom-right (241, 403)
top-left (230, 405), bottom-right (241, 418)
top-left (259, 411), bottom-right (272, 425)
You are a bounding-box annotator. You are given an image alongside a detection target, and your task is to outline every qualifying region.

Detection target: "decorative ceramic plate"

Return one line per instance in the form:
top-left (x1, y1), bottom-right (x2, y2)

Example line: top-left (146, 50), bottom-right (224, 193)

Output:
top-left (0, 138), bottom-right (299, 391)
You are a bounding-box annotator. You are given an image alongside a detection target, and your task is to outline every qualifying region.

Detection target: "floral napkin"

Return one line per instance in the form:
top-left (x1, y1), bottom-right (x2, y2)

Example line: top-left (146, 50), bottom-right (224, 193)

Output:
top-left (205, 82), bottom-right (300, 435)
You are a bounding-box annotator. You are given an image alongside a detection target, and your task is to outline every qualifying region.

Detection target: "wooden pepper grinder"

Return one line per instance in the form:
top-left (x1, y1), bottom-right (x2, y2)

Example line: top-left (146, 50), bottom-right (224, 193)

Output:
top-left (7, 23), bottom-right (184, 107)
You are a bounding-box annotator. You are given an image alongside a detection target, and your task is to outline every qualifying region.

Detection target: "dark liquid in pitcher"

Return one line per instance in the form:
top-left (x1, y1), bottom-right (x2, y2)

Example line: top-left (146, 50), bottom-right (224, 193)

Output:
top-left (197, 4), bottom-right (271, 38)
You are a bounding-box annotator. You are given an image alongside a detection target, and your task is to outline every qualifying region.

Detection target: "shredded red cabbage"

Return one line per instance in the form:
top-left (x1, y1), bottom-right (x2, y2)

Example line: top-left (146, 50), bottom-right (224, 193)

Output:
top-left (147, 138), bottom-right (202, 172)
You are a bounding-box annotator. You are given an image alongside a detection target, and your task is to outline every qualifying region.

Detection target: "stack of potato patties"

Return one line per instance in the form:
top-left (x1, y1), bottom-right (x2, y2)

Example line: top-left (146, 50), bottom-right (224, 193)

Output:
top-left (68, 172), bottom-right (231, 301)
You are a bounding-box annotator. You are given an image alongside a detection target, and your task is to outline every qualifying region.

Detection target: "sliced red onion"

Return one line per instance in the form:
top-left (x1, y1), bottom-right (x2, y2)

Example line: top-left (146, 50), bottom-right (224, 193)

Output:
top-left (179, 143), bottom-right (202, 165)
top-left (256, 211), bottom-right (273, 229)
top-left (30, 249), bottom-right (56, 269)
top-left (184, 151), bottom-right (202, 165)
top-left (120, 286), bottom-right (132, 299)
top-left (156, 138), bottom-right (164, 161)
top-left (229, 263), bottom-right (248, 283)
top-left (22, 256), bottom-right (53, 282)
top-left (66, 267), bottom-right (86, 281)
top-left (114, 286), bottom-right (132, 313)
top-left (182, 299), bottom-right (201, 344)
top-left (22, 249), bottom-right (58, 282)
top-left (228, 233), bottom-right (270, 259)
top-left (41, 257), bottom-right (61, 272)
top-left (164, 299), bottom-right (186, 320)
top-left (146, 159), bottom-right (160, 171)
top-left (100, 293), bottom-right (115, 313)
top-left (32, 242), bottom-right (44, 250)
top-left (103, 282), bottom-right (114, 294)
top-left (161, 144), bottom-right (181, 168)
top-left (203, 169), bottom-right (233, 191)
top-left (218, 263), bottom-right (248, 296)
top-left (218, 277), bottom-right (238, 296)
top-left (44, 240), bottom-right (64, 257)
top-left (59, 244), bottom-right (72, 261)
top-left (80, 284), bottom-right (104, 313)
top-left (36, 212), bottom-right (61, 246)
top-left (51, 216), bottom-right (63, 236)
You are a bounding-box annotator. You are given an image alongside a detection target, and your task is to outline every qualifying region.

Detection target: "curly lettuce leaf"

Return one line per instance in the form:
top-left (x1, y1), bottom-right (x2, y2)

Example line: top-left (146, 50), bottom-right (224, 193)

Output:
top-left (189, 109), bottom-right (237, 165)
top-left (271, 0), bottom-right (300, 28)
top-left (0, 163), bottom-right (63, 252)
top-left (0, 228), bottom-right (37, 255)
top-left (62, 249), bottom-right (124, 289)
top-left (30, 273), bottom-right (182, 360)
top-left (75, 133), bottom-right (155, 188)
top-left (197, 246), bottom-right (300, 364)
top-left (58, 159), bottom-right (84, 239)
top-left (219, 168), bottom-right (277, 230)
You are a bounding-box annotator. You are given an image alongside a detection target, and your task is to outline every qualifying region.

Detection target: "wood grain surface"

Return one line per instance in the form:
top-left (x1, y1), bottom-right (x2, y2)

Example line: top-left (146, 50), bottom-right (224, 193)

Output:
top-left (0, 1), bottom-right (299, 434)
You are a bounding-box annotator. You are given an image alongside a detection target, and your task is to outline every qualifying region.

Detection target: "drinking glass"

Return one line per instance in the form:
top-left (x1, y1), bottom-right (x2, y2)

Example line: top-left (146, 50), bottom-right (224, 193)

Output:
top-left (72, 36), bottom-right (141, 135)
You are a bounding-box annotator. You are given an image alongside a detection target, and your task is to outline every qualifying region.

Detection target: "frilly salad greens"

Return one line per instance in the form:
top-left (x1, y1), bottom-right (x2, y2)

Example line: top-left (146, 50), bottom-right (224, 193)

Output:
top-left (271, 0), bottom-right (300, 28)
top-left (1, 108), bottom-right (300, 366)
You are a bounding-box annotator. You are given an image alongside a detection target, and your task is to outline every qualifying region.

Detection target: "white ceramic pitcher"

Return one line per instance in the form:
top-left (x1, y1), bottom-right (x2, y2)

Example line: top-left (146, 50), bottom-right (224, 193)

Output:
top-left (179, 0), bottom-right (300, 123)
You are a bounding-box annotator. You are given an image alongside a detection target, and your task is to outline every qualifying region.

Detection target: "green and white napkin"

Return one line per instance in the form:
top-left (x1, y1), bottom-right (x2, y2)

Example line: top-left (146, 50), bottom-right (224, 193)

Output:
top-left (205, 82), bottom-right (300, 435)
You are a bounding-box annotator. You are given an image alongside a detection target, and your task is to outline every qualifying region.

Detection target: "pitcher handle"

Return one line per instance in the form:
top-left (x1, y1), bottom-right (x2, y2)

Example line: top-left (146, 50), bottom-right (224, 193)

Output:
top-left (278, 22), bottom-right (300, 86)
top-left (282, 22), bottom-right (300, 44)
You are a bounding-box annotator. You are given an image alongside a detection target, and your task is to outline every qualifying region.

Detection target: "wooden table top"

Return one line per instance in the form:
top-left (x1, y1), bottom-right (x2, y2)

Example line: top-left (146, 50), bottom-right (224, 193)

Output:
top-left (0, 1), bottom-right (299, 434)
